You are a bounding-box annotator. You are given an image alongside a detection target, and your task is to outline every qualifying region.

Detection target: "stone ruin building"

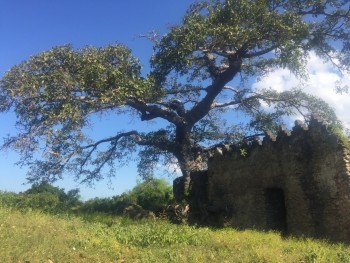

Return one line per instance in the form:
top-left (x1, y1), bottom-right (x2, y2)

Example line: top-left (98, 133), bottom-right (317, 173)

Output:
top-left (192, 116), bottom-right (350, 243)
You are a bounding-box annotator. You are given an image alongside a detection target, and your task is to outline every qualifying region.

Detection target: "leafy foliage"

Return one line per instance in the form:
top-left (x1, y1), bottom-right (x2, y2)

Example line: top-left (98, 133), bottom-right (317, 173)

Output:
top-left (0, 179), bottom-right (172, 215)
top-left (0, 191), bottom-right (22, 207)
top-left (78, 194), bottom-right (133, 215)
top-left (152, 0), bottom-right (310, 81)
top-left (0, 182), bottom-right (81, 213)
top-left (128, 178), bottom-right (174, 211)
top-left (18, 192), bottom-right (61, 213)
top-left (79, 178), bottom-right (174, 214)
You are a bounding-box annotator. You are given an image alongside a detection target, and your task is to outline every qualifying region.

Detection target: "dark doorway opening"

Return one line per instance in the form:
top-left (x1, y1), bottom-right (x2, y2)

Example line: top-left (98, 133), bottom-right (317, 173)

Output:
top-left (265, 188), bottom-right (287, 232)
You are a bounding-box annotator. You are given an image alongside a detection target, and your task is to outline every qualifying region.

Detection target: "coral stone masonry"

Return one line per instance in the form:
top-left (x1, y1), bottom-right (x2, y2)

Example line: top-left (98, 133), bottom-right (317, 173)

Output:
top-left (206, 116), bottom-right (350, 242)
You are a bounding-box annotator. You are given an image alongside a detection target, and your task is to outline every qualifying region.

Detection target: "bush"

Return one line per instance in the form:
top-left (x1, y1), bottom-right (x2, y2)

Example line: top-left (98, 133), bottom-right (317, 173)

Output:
top-left (128, 178), bottom-right (174, 212)
top-left (0, 182), bottom-right (82, 213)
top-left (25, 182), bottom-right (81, 206)
top-left (79, 178), bottom-right (174, 215)
top-left (17, 192), bottom-right (60, 213)
top-left (0, 191), bottom-right (22, 207)
top-left (78, 192), bottom-right (134, 215)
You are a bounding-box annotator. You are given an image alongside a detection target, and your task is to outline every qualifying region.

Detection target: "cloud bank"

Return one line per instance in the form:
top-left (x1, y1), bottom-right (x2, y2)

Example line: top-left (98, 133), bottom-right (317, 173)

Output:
top-left (252, 52), bottom-right (350, 129)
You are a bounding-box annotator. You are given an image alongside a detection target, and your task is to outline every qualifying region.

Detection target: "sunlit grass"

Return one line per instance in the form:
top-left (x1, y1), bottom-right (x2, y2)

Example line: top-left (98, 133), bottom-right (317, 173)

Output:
top-left (1, 205), bottom-right (350, 262)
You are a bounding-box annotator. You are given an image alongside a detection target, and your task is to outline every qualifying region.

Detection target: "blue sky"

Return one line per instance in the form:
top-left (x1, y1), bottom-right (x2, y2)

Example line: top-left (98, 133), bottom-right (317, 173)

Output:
top-left (0, 0), bottom-right (193, 199)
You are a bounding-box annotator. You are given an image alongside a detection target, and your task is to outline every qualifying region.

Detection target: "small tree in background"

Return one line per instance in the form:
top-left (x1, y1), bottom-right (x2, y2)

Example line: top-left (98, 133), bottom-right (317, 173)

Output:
top-left (21, 182), bottom-right (81, 212)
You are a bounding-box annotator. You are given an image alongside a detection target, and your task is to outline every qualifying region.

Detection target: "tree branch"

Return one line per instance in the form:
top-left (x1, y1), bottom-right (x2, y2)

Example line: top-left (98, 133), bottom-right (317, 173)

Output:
top-left (211, 100), bottom-right (241, 109)
top-left (126, 99), bottom-right (184, 125)
top-left (82, 131), bottom-right (140, 150)
top-left (79, 131), bottom-right (140, 169)
top-left (202, 51), bottom-right (220, 79)
top-left (164, 86), bottom-right (207, 95)
top-left (243, 44), bottom-right (280, 59)
top-left (185, 54), bottom-right (243, 127)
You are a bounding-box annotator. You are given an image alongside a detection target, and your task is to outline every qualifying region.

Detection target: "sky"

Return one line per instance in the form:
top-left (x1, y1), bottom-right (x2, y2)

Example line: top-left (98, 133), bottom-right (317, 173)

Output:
top-left (1, 1), bottom-right (350, 200)
top-left (253, 52), bottom-right (350, 130)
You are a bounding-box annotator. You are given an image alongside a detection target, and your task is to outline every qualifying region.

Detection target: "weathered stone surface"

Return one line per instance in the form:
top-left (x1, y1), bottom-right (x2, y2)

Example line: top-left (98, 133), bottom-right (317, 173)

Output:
top-left (206, 117), bottom-right (350, 242)
top-left (173, 176), bottom-right (185, 202)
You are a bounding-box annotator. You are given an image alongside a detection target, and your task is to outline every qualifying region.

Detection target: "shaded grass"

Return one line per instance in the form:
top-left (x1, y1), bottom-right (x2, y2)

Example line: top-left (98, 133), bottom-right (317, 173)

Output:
top-left (1, 206), bottom-right (350, 262)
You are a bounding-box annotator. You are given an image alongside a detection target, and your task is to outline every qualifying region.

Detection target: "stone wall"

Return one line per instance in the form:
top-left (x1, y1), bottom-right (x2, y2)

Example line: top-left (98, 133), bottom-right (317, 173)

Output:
top-left (207, 117), bottom-right (350, 242)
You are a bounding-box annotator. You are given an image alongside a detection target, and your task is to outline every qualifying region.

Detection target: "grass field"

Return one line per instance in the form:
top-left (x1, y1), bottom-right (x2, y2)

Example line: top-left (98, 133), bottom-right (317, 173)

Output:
top-left (1, 206), bottom-right (350, 262)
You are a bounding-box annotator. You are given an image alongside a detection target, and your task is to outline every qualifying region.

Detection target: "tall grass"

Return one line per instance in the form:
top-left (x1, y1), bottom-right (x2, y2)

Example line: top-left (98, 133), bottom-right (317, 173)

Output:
top-left (1, 204), bottom-right (350, 262)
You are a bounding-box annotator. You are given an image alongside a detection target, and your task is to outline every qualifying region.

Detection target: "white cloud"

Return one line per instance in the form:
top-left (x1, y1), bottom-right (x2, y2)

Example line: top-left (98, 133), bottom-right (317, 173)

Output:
top-left (252, 52), bottom-right (350, 129)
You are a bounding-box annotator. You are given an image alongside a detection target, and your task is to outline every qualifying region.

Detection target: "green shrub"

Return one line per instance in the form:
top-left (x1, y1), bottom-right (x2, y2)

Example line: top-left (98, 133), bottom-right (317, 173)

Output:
top-left (79, 197), bottom-right (114, 214)
top-left (17, 192), bottom-right (60, 213)
top-left (129, 178), bottom-right (174, 212)
top-left (0, 182), bottom-right (82, 213)
top-left (78, 193), bottom-right (134, 215)
top-left (0, 191), bottom-right (22, 207)
top-left (79, 178), bottom-right (174, 215)
top-left (25, 182), bottom-right (81, 207)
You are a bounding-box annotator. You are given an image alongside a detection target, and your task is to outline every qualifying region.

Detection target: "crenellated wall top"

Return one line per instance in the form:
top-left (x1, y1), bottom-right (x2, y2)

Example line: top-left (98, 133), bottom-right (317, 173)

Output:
top-left (210, 115), bottom-right (346, 159)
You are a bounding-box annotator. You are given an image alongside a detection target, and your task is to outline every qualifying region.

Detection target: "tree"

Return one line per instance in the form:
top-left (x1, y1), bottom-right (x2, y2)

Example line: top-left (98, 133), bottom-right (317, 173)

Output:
top-left (24, 181), bottom-right (81, 207)
top-left (1, 0), bottom-right (349, 199)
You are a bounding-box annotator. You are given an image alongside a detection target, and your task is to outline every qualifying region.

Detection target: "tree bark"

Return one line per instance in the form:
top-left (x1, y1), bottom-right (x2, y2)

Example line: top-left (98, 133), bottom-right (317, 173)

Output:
top-left (173, 126), bottom-right (206, 199)
top-left (171, 56), bottom-right (243, 200)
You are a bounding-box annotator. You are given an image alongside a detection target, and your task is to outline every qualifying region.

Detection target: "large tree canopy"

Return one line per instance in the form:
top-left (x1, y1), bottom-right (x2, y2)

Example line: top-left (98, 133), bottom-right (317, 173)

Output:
top-left (1, 0), bottom-right (349, 197)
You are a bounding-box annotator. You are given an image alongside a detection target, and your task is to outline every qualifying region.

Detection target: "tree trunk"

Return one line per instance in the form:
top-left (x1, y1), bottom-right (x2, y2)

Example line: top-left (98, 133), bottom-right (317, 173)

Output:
top-left (173, 151), bottom-right (206, 202)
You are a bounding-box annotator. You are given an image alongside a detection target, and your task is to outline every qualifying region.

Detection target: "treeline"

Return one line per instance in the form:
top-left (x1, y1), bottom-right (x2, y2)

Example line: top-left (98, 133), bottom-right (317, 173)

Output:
top-left (0, 178), bottom-right (174, 216)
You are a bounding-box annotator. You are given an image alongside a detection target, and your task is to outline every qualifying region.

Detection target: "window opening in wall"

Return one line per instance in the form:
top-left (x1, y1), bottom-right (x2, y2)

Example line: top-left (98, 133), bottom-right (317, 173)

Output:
top-left (265, 188), bottom-right (287, 232)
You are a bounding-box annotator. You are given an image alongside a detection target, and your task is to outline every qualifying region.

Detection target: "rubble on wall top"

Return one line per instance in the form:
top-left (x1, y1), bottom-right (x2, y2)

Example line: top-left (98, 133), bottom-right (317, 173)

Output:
top-left (211, 115), bottom-right (334, 158)
top-left (278, 125), bottom-right (292, 137)
top-left (264, 131), bottom-right (277, 142)
top-left (293, 120), bottom-right (308, 132)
